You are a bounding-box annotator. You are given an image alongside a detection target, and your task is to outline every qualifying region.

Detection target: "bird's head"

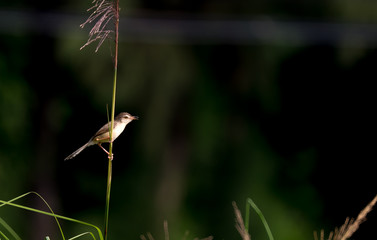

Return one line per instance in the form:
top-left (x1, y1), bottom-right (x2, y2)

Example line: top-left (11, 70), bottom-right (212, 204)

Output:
top-left (116, 112), bottom-right (138, 123)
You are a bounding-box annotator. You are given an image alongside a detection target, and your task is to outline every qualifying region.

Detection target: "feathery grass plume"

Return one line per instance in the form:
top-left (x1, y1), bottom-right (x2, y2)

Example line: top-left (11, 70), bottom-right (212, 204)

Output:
top-left (80, 0), bottom-right (116, 52)
top-left (341, 194), bottom-right (377, 239)
top-left (314, 194), bottom-right (377, 240)
top-left (232, 201), bottom-right (251, 240)
top-left (164, 220), bottom-right (169, 240)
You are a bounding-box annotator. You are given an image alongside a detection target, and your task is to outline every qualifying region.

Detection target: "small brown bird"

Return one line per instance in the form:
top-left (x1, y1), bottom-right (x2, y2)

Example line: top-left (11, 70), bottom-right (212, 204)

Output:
top-left (64, 112), bottom-right (138, 160)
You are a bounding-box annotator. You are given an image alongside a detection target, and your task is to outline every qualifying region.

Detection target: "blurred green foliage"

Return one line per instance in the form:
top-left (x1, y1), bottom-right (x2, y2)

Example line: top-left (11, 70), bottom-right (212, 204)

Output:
top-left (1, 0), bottom-right (376, 239)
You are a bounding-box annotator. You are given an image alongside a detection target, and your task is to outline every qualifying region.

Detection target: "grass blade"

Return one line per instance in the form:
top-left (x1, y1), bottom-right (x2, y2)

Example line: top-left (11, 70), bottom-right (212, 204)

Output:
top-left (0, 230), bottom-right (10, 240)
top-left (0, 191), bottom-right (65, 240)
top-left (246, 198), bottom-right (274, 240)
top-left (68, 232), bottom-right (97, 240)
top-left (0, 196), bottom-right (103, 240)
top-left (31, 191), bottom-right (65, 240)
top-left (245, 199), bottom-right (250, 234)
top-left (0, 217), bottom-right (21, 240)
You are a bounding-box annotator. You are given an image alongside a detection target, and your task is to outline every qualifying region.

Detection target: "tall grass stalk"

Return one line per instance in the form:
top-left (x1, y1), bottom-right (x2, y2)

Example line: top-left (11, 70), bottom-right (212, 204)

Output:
top-left (80, 0), bottom-right (121, 238)
top-left (104, 0), bottom-right (119, 238)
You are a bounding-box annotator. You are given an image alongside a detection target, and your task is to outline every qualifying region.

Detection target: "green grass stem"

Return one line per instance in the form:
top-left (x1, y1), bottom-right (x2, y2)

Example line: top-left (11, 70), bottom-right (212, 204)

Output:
top-left (104, 1), bottom-right (120, 239)
top-left (246, 198), bottom-right (274, 240)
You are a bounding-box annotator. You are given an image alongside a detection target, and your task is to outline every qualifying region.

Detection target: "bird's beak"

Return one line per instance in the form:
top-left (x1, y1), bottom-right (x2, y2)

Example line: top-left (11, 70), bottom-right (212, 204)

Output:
top-left (131, 115), bottom-right (139, 120)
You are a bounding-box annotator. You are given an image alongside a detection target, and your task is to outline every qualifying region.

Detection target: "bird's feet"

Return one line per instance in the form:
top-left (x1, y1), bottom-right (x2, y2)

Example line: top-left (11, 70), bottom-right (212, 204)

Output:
top-left (98, 143), bottom-right (114, 160)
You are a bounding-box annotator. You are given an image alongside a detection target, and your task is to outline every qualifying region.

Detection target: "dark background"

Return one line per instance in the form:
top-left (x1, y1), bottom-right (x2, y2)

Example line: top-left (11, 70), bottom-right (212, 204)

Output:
top-left (1, 0), bottom-right (376, 239)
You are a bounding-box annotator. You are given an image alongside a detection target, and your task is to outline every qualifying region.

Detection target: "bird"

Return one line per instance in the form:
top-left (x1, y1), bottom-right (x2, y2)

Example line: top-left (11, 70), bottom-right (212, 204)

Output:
top-left (64, 112), bottom-right (138, 160)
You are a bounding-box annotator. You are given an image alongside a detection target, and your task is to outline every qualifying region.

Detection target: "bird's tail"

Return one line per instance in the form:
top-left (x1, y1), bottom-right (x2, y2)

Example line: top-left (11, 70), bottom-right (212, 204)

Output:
top-left (64, 142), bottom-right (90, 160)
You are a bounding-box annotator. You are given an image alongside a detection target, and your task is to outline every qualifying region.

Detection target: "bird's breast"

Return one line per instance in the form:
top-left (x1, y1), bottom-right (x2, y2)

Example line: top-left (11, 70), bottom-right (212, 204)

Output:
top-left (111, 122), bottom-right (127, 140)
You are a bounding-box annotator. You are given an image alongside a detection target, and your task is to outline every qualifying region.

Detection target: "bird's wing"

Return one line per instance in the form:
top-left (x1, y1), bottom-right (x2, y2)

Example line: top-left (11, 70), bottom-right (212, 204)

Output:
top-left (92, 121), bottom-right (111, 139)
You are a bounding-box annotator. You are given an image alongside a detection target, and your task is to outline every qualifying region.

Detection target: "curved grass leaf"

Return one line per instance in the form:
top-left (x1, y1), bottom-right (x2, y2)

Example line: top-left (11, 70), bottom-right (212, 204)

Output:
top-left (1, 191), bottom-right (64, 239)
top-left (69, 232), bottom-right (97, 240)
top-left (0, 216), bottom-right (20, 240)
top-left (0, 230), bottom-right (10, 240)
top-left (0, 192), bottom-right (103, 240)
top-left (246, 198), bottom-right (274, 240)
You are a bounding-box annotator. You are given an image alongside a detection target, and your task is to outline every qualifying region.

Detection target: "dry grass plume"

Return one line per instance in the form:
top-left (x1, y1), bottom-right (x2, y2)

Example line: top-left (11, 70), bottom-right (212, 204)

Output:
top-left (232, 201), bottom-right (251, 240)
top-left (314, 194), bottom-right (377, 240)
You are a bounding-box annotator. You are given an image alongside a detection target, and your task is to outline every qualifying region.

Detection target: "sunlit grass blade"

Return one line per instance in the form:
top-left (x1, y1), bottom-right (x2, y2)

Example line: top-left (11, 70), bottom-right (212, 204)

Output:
top-left (246, 198), bottom-right (274, 240)
top-left (68, 232), bottom-right (97, 240)
top-left (0, 217), bottom-right (21, 240)
top-left (32, 191), bottom-right (65, 239)
top-left (0, 230), bottom-right (10, 240)
top-left (0, 194), bottom-right (103, 240)
top-left (0, 191), bottom-right (65, 239)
